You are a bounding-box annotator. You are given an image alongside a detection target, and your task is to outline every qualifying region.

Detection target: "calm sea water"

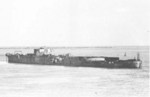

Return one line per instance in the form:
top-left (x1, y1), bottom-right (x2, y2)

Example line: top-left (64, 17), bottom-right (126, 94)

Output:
top-left (0, 47), bottom-right (149, 97)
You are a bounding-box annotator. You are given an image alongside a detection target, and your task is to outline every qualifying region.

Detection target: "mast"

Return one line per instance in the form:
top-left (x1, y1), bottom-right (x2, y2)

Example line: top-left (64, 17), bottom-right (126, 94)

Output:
top-left (137, 52), bottom-right (140, 61)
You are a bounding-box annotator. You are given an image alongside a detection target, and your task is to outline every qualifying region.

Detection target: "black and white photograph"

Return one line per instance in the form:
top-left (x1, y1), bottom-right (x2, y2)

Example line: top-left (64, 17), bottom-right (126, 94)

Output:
top-left (0, 0), bottom-right (149, 97)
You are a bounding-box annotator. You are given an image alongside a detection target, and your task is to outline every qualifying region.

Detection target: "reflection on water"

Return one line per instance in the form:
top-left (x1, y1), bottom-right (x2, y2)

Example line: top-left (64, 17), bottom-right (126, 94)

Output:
top-left (0, 47), bottom-right (149, 97)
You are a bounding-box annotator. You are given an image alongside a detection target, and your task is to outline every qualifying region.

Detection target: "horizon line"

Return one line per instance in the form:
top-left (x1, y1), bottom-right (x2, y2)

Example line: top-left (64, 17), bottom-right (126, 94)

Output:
top-left (0, 45), bottom-right (149, 49)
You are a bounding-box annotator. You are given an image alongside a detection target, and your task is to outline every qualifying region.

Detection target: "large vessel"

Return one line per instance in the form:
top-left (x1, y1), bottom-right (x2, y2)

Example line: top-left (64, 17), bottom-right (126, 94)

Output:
top-left (6, 48), bottom-right (142, 68)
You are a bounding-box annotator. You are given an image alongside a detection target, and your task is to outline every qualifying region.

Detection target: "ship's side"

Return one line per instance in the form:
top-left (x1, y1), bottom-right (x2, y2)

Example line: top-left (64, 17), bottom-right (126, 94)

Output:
top-left (6, 48), bottom-right (142, 69)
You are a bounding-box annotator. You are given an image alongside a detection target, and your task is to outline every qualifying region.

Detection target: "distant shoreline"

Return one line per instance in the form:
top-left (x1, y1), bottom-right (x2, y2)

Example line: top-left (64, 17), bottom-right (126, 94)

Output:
top-left (0, 46), bottom-right (149, 49)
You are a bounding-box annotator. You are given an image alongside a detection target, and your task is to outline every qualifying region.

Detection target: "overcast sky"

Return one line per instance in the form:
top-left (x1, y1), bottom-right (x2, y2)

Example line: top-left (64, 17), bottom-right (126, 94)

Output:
top-left (0, 0), bottom-right (149, 47)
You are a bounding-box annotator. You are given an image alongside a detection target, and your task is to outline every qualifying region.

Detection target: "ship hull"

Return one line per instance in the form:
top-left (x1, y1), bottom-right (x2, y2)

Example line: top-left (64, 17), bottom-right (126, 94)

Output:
top-left (6, 55), bottom-right (142, 69)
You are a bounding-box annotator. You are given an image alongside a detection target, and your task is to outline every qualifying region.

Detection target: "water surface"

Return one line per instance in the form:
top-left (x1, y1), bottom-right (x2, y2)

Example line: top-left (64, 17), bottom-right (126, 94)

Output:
top-left (0, 46), bottom-right (149, 97)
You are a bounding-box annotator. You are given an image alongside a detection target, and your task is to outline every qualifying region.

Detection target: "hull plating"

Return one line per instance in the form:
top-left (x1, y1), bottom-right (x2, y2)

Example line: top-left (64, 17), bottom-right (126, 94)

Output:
top-left (6, 55), bottom-right (142, 68)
